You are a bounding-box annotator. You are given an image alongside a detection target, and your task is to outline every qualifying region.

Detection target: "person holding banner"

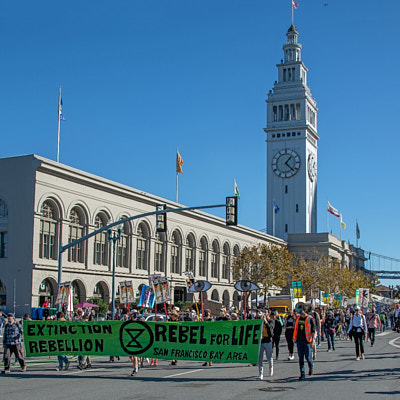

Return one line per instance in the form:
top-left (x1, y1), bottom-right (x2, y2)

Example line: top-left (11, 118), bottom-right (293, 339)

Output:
top-left (56, 312), bottom-right (70, 371)
top-left (258, 311), bottom-right (275, 379)
top-left (348, 306), bottom-right (367, 360)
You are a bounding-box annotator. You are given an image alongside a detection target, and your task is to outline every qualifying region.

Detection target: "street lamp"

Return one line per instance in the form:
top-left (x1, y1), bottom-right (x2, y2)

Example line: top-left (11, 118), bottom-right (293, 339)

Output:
top-left (108, 222), bottom-right (123, 320)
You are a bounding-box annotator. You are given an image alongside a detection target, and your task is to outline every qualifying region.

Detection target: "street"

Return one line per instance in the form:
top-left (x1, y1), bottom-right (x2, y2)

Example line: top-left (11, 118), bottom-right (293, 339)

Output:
top-left (1, 330), bottom-right (399, 400)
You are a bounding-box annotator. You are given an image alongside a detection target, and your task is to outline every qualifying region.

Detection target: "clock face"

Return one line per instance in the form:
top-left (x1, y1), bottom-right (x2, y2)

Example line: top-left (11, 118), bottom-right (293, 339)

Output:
top-left (308, 153), bottom-right (317, 181)
top-left (272, 149), bottom-right (301, 178)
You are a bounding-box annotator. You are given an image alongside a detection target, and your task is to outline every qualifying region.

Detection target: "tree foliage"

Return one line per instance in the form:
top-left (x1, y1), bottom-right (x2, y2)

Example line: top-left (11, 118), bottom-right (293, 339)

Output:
top-left (233, 244), bottom-right (378, 298)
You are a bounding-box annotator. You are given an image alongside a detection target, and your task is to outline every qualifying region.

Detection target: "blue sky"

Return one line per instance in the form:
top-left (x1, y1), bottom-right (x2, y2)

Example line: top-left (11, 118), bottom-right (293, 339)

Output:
top-left (1, 1), bottom-right (399, 284)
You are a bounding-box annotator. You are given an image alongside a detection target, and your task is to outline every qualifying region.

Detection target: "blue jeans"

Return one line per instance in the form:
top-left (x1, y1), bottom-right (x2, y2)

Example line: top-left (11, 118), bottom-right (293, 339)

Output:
top-left (57, 355), bottom-right (68, 369)
top-left (296, 341), bottom-right (313, 376)
top-left (326, 330), bottom-right (335, 350)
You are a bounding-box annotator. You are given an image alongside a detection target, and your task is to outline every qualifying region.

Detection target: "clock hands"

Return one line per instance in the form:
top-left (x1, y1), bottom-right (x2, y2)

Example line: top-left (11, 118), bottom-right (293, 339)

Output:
top-left (284, 157), bottom-right (294, 171)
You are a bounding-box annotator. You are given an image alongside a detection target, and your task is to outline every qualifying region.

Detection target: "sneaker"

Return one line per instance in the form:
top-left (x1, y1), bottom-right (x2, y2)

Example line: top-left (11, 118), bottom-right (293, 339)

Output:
top-left (361, 354), bottom-right (365, 360)
top-left (299, 375), bottom-right (306, 381)
top-left (130, 369), bottom-right (138, 376)
top-left (269, 367), bottom-right (273, 377)
top-left (55, 367), bottom-right (63, 371)
top-left (289, 355), bottom-right (294, 360)
top-left (2, 370), bottom-right (10, 374)
top-left (308, 367), bottom-right (313, 376)
top-left (327, 349), bottom-right (332, 352)
top-left (77, 364), bottom-right (83, 370)
top-left (202, 362), bottom-right (208, 366)
top-left (258, 373), bottom-right (263, 380)
top-left (64, 361), bottom-right (70, 370)
top-left (356, 357), bottom-right (360, 361)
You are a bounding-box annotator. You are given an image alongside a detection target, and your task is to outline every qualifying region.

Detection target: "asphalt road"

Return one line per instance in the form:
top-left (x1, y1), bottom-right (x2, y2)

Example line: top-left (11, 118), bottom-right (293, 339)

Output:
top-left (1, 330), bottom-right (399, 400)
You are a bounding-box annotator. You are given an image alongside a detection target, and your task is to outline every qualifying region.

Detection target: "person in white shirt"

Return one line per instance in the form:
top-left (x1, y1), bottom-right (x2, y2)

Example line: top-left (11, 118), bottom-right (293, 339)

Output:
top-left (348, 306), bottom-right (367, 361)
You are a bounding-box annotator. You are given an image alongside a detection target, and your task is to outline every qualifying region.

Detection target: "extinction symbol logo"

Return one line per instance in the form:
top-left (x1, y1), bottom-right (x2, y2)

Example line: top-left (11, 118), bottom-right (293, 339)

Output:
top-left (120, 321), bottom-right (154, 355)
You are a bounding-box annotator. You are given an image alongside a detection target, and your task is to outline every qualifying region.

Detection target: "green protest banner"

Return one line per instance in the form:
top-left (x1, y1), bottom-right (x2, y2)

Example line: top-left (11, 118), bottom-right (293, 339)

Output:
top-left (23, 319), bottom-right (262, 364)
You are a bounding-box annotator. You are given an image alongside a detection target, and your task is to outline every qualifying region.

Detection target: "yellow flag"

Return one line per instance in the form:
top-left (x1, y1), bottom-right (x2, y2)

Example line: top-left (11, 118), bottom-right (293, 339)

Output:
top-left (176, 150), bottom-right (183, 174)
top-left (340, 213), bottom-right (346, 229)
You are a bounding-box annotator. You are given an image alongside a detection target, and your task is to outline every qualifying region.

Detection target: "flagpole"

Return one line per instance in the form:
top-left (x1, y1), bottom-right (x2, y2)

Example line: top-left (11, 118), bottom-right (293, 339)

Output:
top-left (57, 86), bottom-right (61, 163)
top-left (326, 199), bottom-right (329, 233)
top-left (272, 200), bottom-right (275, 236)
top-left (339, 213), bottom-right (342, 241)
top-left (176, 172), bottom-right (178, 203)
top-left (291, 0), bottom-right (294, 25)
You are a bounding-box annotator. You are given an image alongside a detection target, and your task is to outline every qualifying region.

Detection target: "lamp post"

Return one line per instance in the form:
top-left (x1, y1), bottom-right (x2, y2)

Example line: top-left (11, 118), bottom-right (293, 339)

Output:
top-left (108, 222), bottom-right (123, 320)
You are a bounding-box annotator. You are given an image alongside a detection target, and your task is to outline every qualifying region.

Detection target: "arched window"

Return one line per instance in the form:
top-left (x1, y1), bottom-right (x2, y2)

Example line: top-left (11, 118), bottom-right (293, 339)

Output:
top-left (233, 291), bottom-right (240, 308)
top-left (211, 289), bottom-right (219, 302)
top-left (199, 237), bottom-right (208, 277)
top-left (0, 199), bottom-right (8, 218)
top-left (93, 281), bottom-right (109, 302)
top-left (211, 240), bottom-right (220, 279)
top-left (39, 201), bottom-right (59, 259)
top-left (93, 214), bottom-right (108, 265)
top-left (117, 220), bottom-right (130, 268)
top-left (0, 280), bottom-right (6, 307)
top-left (72, 280), bottom-right (86, 303)
top-left (185, 234), bottom-right (195, 275)
top-left (136, 223), bottom-right (149, 270)
top-left (222, 243), bottom-right (230, 280)
top-left (68, 207), bottom-right (86, 263)
top-left (222, 290), bottom-right (230, 307)
top-left (39, 278), bottom-right (56, 307)
top-left (0, 199), bottom-right (7, 259)
top-left (171, 231), bottom-right (182, 274)
top-left (154, 232), bottom-right (166, 272)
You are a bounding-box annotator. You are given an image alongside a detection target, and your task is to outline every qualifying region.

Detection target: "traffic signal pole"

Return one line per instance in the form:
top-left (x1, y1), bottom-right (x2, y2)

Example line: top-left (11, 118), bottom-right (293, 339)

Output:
top-left (57, 200), bottom-right (237, 295)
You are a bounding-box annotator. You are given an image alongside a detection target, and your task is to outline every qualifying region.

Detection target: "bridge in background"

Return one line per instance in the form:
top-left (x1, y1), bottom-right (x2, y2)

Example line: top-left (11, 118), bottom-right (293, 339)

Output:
top-left (364, 252), bottom-right (400, 280)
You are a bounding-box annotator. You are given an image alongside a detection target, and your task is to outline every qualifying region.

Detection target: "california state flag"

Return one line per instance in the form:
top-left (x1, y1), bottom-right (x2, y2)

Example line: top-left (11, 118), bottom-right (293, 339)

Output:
top-left (327, 201), bottom-right (339, 217)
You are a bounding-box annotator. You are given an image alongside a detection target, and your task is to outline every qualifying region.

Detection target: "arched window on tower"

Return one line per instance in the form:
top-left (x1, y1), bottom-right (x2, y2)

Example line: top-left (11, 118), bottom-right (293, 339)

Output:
top-left (199, 237), bottom-right (208, 277)
top-left (222, 243), bottom-right (230, 280)
top-left (211, 240), bottom-right (220, 279)
top-left (171, 231), bottom-right (182, 274)
top-left (185, 234), bottom-right (195, 274)
top-left (117, 220), bottom-right (130, 268)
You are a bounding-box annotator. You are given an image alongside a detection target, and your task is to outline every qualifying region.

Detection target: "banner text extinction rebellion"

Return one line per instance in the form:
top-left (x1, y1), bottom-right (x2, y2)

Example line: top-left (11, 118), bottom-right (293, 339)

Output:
top-left (23, 320), bottom-right (262, 364)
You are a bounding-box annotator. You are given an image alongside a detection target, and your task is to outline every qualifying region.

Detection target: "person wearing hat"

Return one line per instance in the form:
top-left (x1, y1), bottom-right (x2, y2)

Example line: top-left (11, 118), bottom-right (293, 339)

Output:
top-left (348, 306), bottom-right (367, 360)
top-left (2, 313), bottom-right (26, 374)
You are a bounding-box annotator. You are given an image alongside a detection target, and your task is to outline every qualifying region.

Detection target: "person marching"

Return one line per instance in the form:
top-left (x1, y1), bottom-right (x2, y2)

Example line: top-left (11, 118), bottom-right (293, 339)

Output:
top-left (366, 307), bottom-right (381, 346)
top-left (348, 306), bottom-right (367, 360)
top-left (2, 313), bottom-right (26, 374)
top-left (293, 304), bottom-right (316, 381)
top-left (284, 310), bottom-right (296, 360)
top-left (258, 310), bottom-right (275, 380)
top-left (272, 310), bottom-right (283, 360)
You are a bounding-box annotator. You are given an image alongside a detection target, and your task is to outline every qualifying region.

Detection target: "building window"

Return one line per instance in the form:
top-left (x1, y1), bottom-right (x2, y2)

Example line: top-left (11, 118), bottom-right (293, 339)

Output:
top-left (199, 237), bottom-right (208, 277)
top-left (296, 204), bottom-right (299, 213)
top-left (154, 233), bottom-right (165, 272)
top-left (296, 104), bottom-right (301, 120)
top-left (39, 201), bottom-right (58, 260)
top-left (272, 134), bottom-right (275, 138)
top-left (277, 133), bottom-right (281, 138)
top-left (285, 224), bottom-right (288, 233)
top-left (284, 105), bottom-right (289, 120)
top-left (170, 231), bottom-right (182, 274)
top-left (117, 222), bottom-right (129, 268)
top-left (211, 240), bottom-right (219, 279)
top-left (185, 234), bottom-right (195, 274)
top-left (283, 69), bottom-right (286, 81)
top-left (222, 243), bottom-right (230, 280)
top-left (0, 200), bottom-right (7, 218)
top-left (68, 208), bottom-right (85, 263)
top-left (279, 105), bottom-right (283, 121)
top-left (285, 185), bottom-right (288, 194)
top-left (273, 106), bottom-right (277, 122)
top-left (93, 214), bottom-right (108, 266)
top-left (136, 224), bottom-right (148, 270)
top-left (0, 232), bottom-right (7, 258)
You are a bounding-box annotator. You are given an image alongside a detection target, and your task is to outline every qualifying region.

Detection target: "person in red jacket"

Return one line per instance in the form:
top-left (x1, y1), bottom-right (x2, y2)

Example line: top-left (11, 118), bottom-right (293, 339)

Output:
top-left (293, 304), bottom-right (316, 381)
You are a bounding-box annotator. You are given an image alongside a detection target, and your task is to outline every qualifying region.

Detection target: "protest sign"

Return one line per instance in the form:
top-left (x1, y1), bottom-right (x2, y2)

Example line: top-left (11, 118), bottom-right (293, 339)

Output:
top-left (119, 281), bottom-right (134, 304)
top-left (137, 285), bottom-right (155, 308)
top-left (332, 294), bottom-right (342, 308)
top-left (23, 319), bottom-right (262, 364)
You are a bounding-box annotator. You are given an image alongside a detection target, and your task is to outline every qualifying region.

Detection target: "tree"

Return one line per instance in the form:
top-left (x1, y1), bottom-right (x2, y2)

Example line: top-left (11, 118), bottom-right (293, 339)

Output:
top-left (232, 244), bottom-right (293, 294)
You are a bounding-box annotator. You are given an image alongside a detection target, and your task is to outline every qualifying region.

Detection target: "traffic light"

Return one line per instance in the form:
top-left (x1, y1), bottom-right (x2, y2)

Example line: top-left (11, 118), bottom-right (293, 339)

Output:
top-left (156, 204), bottom-right (167, 233)
top-left (226, 196), bottom-right (238, 226)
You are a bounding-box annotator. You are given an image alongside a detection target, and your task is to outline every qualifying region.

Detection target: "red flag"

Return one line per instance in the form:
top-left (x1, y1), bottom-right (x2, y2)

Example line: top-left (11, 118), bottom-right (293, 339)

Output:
top-left (292, 0), bottom-right (299, 9)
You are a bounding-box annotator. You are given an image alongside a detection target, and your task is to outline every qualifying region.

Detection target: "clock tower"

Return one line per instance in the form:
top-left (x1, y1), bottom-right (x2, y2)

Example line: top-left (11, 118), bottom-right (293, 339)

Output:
top-left (265, 25), bottom-right (318, 239)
